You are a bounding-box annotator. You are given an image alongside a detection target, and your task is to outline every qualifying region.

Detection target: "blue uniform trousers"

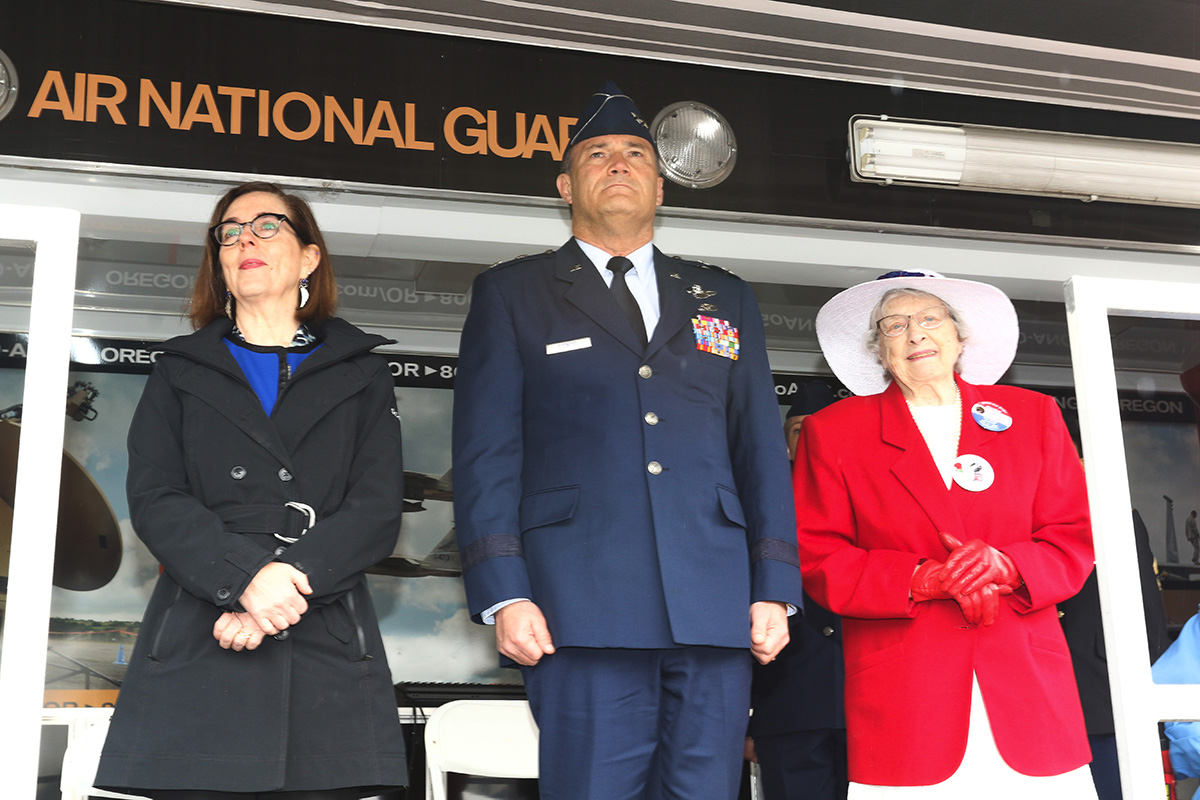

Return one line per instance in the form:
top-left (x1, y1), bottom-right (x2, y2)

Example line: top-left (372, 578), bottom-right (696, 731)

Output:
top-left (521, 646), bottom-right (752, 800)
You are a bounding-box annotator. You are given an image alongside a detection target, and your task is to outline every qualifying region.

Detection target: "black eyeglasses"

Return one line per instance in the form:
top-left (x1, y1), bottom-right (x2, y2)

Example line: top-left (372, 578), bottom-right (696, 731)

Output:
top-left (209, 213), bottom-right (294, 247)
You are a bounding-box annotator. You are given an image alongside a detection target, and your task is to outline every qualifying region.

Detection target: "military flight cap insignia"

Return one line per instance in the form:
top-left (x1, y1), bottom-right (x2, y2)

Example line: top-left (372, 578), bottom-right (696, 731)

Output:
top-left (687, 284), bottom-right (717, 300)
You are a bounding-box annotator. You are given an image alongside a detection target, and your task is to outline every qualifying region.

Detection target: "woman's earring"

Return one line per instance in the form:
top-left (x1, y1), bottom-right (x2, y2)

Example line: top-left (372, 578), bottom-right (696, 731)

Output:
top-left (299, 277), bottom-right (310, 308)
top-left (224, 290), bottom-right (233, 319)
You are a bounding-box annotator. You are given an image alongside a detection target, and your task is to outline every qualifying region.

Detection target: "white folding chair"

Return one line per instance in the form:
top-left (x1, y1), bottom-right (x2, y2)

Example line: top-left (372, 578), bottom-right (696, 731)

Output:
top-left (749, 761), bottom-right (764, 799)
top-left (423, 699), bottom-right (539, 800)
top-left (58, 712), bottom-right (150, 799)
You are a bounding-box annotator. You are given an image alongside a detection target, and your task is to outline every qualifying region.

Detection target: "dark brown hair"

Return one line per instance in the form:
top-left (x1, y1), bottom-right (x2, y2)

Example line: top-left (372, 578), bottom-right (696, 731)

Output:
top-left (188, 182), bottom-right (337, 329)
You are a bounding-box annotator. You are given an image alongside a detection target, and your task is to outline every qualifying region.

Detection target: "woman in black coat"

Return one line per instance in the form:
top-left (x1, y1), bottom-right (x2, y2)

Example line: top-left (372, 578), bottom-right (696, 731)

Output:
top-left (96, 182), bottom-right (407, 799)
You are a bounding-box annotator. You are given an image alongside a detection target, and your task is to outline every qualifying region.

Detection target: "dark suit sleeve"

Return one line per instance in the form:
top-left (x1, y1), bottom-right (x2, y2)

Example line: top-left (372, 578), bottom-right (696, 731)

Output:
top-left (725, 280), bottom-right (804, 610)
top-left (126, 363), bottom-right (275, 610)
top-left (452, 268), bottom-right (535, 621)
top-left (1133, 509), bottom-right (1171, 660)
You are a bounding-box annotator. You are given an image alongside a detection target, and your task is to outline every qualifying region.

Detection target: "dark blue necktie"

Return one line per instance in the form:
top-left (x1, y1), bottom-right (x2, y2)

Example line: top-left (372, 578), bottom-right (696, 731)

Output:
top-left (607, 256), bottom-right (648, 349)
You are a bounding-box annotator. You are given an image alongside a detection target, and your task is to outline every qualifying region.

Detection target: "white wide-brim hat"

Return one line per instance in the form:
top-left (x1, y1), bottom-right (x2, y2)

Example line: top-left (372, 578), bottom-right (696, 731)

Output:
top-left (816, 269), bottom-right (1019, 397)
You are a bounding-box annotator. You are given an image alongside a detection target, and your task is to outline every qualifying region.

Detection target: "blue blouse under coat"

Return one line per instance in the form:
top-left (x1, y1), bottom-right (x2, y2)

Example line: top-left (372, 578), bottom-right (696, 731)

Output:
top-left (223, 327), bottom-right (322, 416)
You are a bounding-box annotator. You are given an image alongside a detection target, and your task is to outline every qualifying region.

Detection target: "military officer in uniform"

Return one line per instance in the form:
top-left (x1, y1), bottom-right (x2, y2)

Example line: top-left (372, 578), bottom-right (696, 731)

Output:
top-left (452, 82), bottom-right (802, 800)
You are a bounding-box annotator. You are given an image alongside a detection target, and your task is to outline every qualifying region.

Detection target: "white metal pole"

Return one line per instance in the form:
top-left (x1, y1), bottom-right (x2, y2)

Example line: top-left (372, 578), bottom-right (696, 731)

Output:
top-left (0, 205), bottom-right (80, 797)
top-left (1066, 275), bottom-right (1200, 797)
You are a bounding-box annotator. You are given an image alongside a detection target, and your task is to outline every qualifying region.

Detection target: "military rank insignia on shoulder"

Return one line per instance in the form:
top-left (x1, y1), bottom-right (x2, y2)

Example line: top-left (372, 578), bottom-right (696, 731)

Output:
top-left (490, 250), bottom-right (551, 270)
top-left (668, 254), bottom-right (737, 277)
top-left (697, 261), bottom-right (736, 276)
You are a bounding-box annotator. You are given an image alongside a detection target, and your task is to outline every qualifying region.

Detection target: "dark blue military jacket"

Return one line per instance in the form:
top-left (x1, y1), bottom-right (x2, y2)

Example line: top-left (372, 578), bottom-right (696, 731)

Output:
top-left (453, 239), bottom-right (802, 650)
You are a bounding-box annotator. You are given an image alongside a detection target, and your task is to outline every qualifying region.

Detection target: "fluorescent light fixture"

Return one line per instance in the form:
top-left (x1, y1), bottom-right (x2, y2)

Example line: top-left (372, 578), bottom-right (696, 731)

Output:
top-left (849, 115), bottom-right (1200, 208)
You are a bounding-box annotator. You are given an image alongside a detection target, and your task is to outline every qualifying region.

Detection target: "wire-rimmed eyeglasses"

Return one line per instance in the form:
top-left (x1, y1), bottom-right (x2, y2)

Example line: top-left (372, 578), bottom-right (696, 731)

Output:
top-left (209, 213), bottom-right (294, 247)
top-left (876, 305), bottom-right (949, 337)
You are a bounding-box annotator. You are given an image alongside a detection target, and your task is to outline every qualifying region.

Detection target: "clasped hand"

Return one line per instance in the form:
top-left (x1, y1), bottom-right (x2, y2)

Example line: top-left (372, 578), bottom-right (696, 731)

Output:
top-left (212, 562), bottom-right (312, 650)
top-left (213, 611), bottom-right (266, 651)
top-left (909, 533), bottom-right (1021, 626)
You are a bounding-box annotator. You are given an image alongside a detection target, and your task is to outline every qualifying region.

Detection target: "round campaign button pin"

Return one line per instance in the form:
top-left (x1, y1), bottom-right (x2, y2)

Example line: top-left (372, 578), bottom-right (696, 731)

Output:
top-left (971, 401), bottom-right (1012, 432)
top-left (952, 454), bottom-right (995, 492)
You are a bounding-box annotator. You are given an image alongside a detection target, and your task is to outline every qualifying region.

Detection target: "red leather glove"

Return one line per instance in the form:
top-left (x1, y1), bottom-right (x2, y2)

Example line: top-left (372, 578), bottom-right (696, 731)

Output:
top-left (937, 532), bottom-right (1021, 597)
top-left (954, 582), bottom-right (1014, 626)
top-left (911, 559), bottom-right (953, 602)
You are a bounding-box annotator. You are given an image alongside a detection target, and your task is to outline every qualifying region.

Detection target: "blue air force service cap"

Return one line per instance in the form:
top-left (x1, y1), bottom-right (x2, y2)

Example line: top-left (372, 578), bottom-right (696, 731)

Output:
top-left (786, 380), bottom-right (836, 418)
top-left (568, 81), bottom-right (655, 149)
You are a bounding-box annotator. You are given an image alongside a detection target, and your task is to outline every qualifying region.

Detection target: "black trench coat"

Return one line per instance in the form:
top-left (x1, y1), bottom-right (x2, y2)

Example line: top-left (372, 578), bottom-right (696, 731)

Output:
top-left (96, 317), bottom-right (407, 794)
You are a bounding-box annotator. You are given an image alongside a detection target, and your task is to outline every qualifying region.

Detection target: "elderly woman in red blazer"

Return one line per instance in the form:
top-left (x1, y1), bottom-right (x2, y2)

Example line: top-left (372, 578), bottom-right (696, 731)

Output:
top-left (794, 270), bottom-right (1096, 798)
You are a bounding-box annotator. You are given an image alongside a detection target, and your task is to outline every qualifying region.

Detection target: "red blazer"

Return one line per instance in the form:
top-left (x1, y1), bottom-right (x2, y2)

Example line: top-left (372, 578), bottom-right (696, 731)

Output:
top-left (794, 377), bottom-right (1093, 786)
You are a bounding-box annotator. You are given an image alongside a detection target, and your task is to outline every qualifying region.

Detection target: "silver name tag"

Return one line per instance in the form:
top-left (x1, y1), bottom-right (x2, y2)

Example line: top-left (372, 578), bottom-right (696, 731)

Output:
top-left (545, 337), bottom-right (592, 355)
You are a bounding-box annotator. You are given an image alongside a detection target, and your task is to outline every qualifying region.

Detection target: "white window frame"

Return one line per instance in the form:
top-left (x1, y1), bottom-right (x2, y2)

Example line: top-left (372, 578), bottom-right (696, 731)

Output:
top-left (0, 205), bottom-right (81, 796)
top-left (1066, 275), bottom-right (1200, 796)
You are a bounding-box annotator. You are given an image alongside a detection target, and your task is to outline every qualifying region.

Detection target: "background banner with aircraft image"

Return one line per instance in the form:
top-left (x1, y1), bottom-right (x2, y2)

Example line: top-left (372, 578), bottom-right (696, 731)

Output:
top-left (5, 336), bottom-right (1200, 708)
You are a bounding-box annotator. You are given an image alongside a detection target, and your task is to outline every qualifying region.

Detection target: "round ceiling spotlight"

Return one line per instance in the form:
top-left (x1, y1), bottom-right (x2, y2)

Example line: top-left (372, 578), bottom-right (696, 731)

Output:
top-left (0, 49), bottom-right (18, 124)
top-left (652, 101), bottom-right (738, 189)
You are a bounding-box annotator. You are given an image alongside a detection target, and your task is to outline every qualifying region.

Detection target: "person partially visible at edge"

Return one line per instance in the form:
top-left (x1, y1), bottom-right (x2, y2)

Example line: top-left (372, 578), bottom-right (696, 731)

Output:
top-left (96, 182), bottom-right (407, 800)
top-left (1059, 508), bottom-right (1169, 800)
top-left (747, 379), bottom-right (849, 800)
top-left (1186, 509), bottom-right (1198, 564)
top-left (452, 81), bottom-right (802, 800)
top-left (794, 269), bottom-right (1096, 799)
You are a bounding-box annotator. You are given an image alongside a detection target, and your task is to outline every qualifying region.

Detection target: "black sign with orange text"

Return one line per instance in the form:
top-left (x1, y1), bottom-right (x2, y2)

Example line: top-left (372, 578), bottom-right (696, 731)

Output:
top-left (0, 0), bottom-right (595, 198)
top-left (2, 0), bottom-right (1200, 244)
